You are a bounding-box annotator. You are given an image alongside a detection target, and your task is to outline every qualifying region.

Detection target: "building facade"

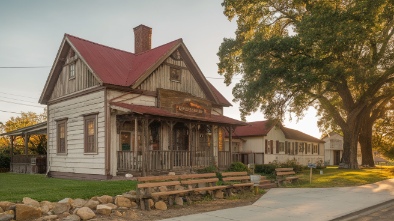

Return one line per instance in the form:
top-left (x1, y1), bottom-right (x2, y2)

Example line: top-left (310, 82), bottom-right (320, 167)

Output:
top-left (225, 121), bottom-right (325, 166)
top-left (40, 25), bottom-right (245, 179)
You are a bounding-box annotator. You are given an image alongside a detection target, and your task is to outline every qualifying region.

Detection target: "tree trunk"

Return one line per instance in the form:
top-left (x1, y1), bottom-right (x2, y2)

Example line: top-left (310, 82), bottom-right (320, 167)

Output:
top-left (341, 123), bottom-right (360, 169)
top-left (359, 118), bottom-right (375, 167)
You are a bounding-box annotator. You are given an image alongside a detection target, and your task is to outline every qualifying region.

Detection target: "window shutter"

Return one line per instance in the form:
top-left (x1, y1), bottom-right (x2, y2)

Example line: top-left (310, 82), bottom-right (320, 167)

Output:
top-left (270, 140), bottom-right (274, 154)
top-left (295, 142), bottom-right (298, 154)
top-left (265, 139), bottom-right (268, 154)
top-left (305, 143), bottom-right (307, 154)
top-left (276, 140), bottom-right (280, 153)
top-left (285, 141), bottom-right (288, 154)
top-left (312, 145), bottom-right (314, 154)
top-left (318, 144), bottom-right (320, 155)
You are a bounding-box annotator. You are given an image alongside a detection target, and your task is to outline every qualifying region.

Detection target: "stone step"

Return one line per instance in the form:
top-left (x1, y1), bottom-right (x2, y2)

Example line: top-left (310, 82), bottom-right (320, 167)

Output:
top-left (259, 183), bottom-right (278, 189)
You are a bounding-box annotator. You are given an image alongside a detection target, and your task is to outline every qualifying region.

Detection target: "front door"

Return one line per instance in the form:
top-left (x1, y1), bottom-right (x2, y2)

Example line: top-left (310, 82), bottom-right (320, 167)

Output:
top-left (334, 150), bottom-right (341, 165)
top-left (173, 123), bottom-right (189, 151)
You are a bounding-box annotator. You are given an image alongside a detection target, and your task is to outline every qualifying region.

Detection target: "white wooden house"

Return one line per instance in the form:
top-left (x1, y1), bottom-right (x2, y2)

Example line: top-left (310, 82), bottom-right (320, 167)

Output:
top-left (39, 25), bottom-right (245, 179)
top-left (225, 121), bottom-right (325, 166)
top-left (322, 132), bottom-right (362, 165)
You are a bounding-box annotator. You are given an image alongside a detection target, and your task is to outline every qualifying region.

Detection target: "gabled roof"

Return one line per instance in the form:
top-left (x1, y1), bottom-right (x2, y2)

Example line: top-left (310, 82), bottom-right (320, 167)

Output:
top-left (110, 102), bottom-right (245, 126)
top-left (0, 122), bottom-right (47, 136)
top-left (231, 120), bottom-right (275, 137)
top-left (281, 127), bottom-right (324, 143)
top-left (40, 34), bottom-right (231, 106)
top-left (66, 34), bottom-right (181, 86)
top-left (230, 120), bottom-right (324, 143)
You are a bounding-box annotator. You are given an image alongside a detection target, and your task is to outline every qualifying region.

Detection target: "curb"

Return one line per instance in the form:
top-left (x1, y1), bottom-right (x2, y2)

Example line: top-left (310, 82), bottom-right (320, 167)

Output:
top-left (330, 198), bottom-right (394, 221)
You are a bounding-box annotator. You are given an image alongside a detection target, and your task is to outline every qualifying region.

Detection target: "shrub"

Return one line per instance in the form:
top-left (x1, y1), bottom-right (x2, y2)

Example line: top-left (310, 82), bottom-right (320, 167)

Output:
top-left (196, 165), bottom-right (218, 174)
top-left (0, 149), bottom-right (10, 170)
top-left (254, 164), bottom-right (277, 175)
top-left (276, 159), bottom-right (304, 173)
top-left (316, 159), bottom-right (326, 169)
top-left (227, 162), bottom-right (249, 172)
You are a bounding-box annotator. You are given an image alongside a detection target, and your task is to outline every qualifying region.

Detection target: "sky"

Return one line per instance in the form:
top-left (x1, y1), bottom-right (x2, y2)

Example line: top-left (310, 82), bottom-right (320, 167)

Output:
top-left (0, 0), bottom-right (321, 138)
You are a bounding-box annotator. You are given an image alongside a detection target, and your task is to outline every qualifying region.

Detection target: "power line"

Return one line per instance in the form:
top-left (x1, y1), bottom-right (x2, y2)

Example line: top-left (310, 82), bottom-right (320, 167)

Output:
top-left (0, 66), bottom-right (51, 69)
top-left (0, 110), bottom-right (22, 114)
top-left (0, 91), bottom-right (39, 100)
top-left (1, 96), bottom-right (39, 104)
top-left (0, 99), bottom-right (44, 108)
top-left (206, 77), bottom-right (242, 80)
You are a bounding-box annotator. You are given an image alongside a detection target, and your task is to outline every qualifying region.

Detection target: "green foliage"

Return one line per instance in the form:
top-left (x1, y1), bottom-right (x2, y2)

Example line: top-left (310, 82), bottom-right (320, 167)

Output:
top-left (255, 164), bottom-right (277, 175)
top-left (2, 110), bottom-right (47, 155)
top-left (274, 159), bottom-right (305, 173)
top-left (227, 161), bottom-right (249, 172)
top-left (0, 173), bottom-right (137, 202)
top-left (196, 165), bottom-right (219, 174)
top-left (0, 148), bottom-right (10, 169)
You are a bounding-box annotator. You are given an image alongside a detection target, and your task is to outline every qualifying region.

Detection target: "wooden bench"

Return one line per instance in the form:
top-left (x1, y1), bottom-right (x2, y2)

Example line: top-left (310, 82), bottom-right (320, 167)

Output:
top-left (137, 175), bottom-right (191, 210)
top-left (180, 173), bottom-right (227, 195)
top-left (221, 171), bottom-right (254, 195)
top-left (275, 168), bottom-right (299, 185)
top-left (137, 173), bottom-right (228, 209)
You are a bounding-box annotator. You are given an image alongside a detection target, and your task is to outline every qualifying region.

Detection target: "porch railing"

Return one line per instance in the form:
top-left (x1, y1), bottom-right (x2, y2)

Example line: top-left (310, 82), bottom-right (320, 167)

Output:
top-left (11, 155), bottom-right (47, 174)
top-left (117, 150), bottom-right (213, 172)
top-left (218, 151), bottom-right (264, 167)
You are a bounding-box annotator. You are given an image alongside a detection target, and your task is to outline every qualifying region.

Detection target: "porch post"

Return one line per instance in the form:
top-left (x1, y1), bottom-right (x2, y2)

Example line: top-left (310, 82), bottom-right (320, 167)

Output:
top-left (169, 121), bottom-right (174, 170)
top-left (10, 135), bottom-right (14, 172)
top-left (141, 118), bottom-right (147, 177)
top-left (188, 123), bottom-right (193, 169)
top-left (229, 126), bottom-right (233, 165)
top-left (24, 133), bottom-right (29, 155)
top-left (134, 117), bottom-right (138, 170)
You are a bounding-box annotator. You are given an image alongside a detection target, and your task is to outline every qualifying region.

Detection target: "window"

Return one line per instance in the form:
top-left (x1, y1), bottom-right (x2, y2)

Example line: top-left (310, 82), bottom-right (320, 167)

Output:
top-left (170, 67), bottom-right (181, 82)
top-left (69, 63), bottom-right (76, 79)
top-left (307, 144), bottom-right (311, 153)
top-left (84, 115), bottom-right (97, 153)
top-left (313, 145), bottom-right (319, 154)
top-left (57, 119), bottom-right (67, 154)
top-left (298, 143), bottom-right (304, 154)
top-left (120, 131), bottom-right (131, 151)
top-left (279, 142), bottom-right (285, 152)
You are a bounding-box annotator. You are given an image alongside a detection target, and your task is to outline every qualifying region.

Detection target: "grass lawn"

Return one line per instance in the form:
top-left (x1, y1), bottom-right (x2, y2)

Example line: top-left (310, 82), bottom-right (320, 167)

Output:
top-left (0, 173), bottom-right (137, 202)
top-left (280, 166), bottom-right (394, 188)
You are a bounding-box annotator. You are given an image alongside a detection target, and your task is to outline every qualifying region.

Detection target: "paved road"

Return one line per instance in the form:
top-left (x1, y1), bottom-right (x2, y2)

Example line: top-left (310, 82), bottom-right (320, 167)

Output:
top-left (334, 199), bottom-right (394, 221)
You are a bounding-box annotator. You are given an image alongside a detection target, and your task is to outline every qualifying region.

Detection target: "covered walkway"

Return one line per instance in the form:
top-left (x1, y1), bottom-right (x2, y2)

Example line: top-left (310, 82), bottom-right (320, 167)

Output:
top-left (0, 122), bottom-right (47, 174)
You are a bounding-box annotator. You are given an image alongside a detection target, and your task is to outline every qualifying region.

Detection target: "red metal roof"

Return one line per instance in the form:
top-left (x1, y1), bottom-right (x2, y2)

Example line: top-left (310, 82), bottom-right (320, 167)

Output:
top-left (66, 34), bottom-right (181, 86)
top-left (230, 120), bottom-right (324, 143)
top-left (110, 102), bottom-right (246, 126)
top-left (281, 127), bottom-right (324, 143)
top-left (207, 81), bottom-right (231, 106)
top-left (231, 120), bottom-right (274, 137)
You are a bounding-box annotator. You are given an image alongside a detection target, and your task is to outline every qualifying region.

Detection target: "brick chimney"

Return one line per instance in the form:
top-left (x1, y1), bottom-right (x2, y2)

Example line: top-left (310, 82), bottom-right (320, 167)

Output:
top-left (133, 24), bottom-right (152, 54)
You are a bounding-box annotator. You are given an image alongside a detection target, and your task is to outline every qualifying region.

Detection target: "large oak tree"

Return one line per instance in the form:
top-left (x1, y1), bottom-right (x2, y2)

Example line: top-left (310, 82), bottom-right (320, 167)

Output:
top-left (218, 0), bottom-right (394, 168)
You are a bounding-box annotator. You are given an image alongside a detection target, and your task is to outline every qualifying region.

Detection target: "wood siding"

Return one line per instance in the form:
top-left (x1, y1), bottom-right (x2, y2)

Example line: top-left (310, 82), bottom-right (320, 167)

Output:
top-left (107, 90), bottom-right (156, 106)
top-left (48, 90), bottom-right (106, 175)
top-left (138, 56), bottom-right (206, 99)
top-left (50, 57), bottom-right (100, 101)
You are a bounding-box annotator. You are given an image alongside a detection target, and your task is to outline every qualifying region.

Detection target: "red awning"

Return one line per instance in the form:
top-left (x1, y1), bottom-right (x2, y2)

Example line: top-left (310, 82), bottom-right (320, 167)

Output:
top-left (110, 102), bottom-right (246, 126)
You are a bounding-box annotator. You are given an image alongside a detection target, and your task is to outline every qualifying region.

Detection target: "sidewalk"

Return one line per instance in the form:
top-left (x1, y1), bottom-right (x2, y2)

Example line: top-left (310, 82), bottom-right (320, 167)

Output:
top-left (160, 179), bottom-right (394, 221)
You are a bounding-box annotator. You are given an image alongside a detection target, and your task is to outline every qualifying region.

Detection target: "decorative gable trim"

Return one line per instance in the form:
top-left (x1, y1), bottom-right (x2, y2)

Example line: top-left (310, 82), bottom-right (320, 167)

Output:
top-left (131, 41), bottom-right (220, 105)
top-left (39, 35), bottom-right (103, 104)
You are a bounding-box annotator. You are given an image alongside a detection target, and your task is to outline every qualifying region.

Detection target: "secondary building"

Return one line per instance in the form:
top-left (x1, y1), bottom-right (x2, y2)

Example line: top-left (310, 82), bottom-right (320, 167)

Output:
top-left (225, 120), bottom-right (325, 166)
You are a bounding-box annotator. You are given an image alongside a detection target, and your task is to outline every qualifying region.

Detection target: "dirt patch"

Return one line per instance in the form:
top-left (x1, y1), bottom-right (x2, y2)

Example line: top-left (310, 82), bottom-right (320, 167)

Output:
top-left (95, 193), bottom-right (262, 221)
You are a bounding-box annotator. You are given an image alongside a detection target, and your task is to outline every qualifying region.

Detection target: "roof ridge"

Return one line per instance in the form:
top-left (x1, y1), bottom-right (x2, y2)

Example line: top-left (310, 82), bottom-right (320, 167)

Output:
top-left (65, 33), bottom-right (134, 55)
